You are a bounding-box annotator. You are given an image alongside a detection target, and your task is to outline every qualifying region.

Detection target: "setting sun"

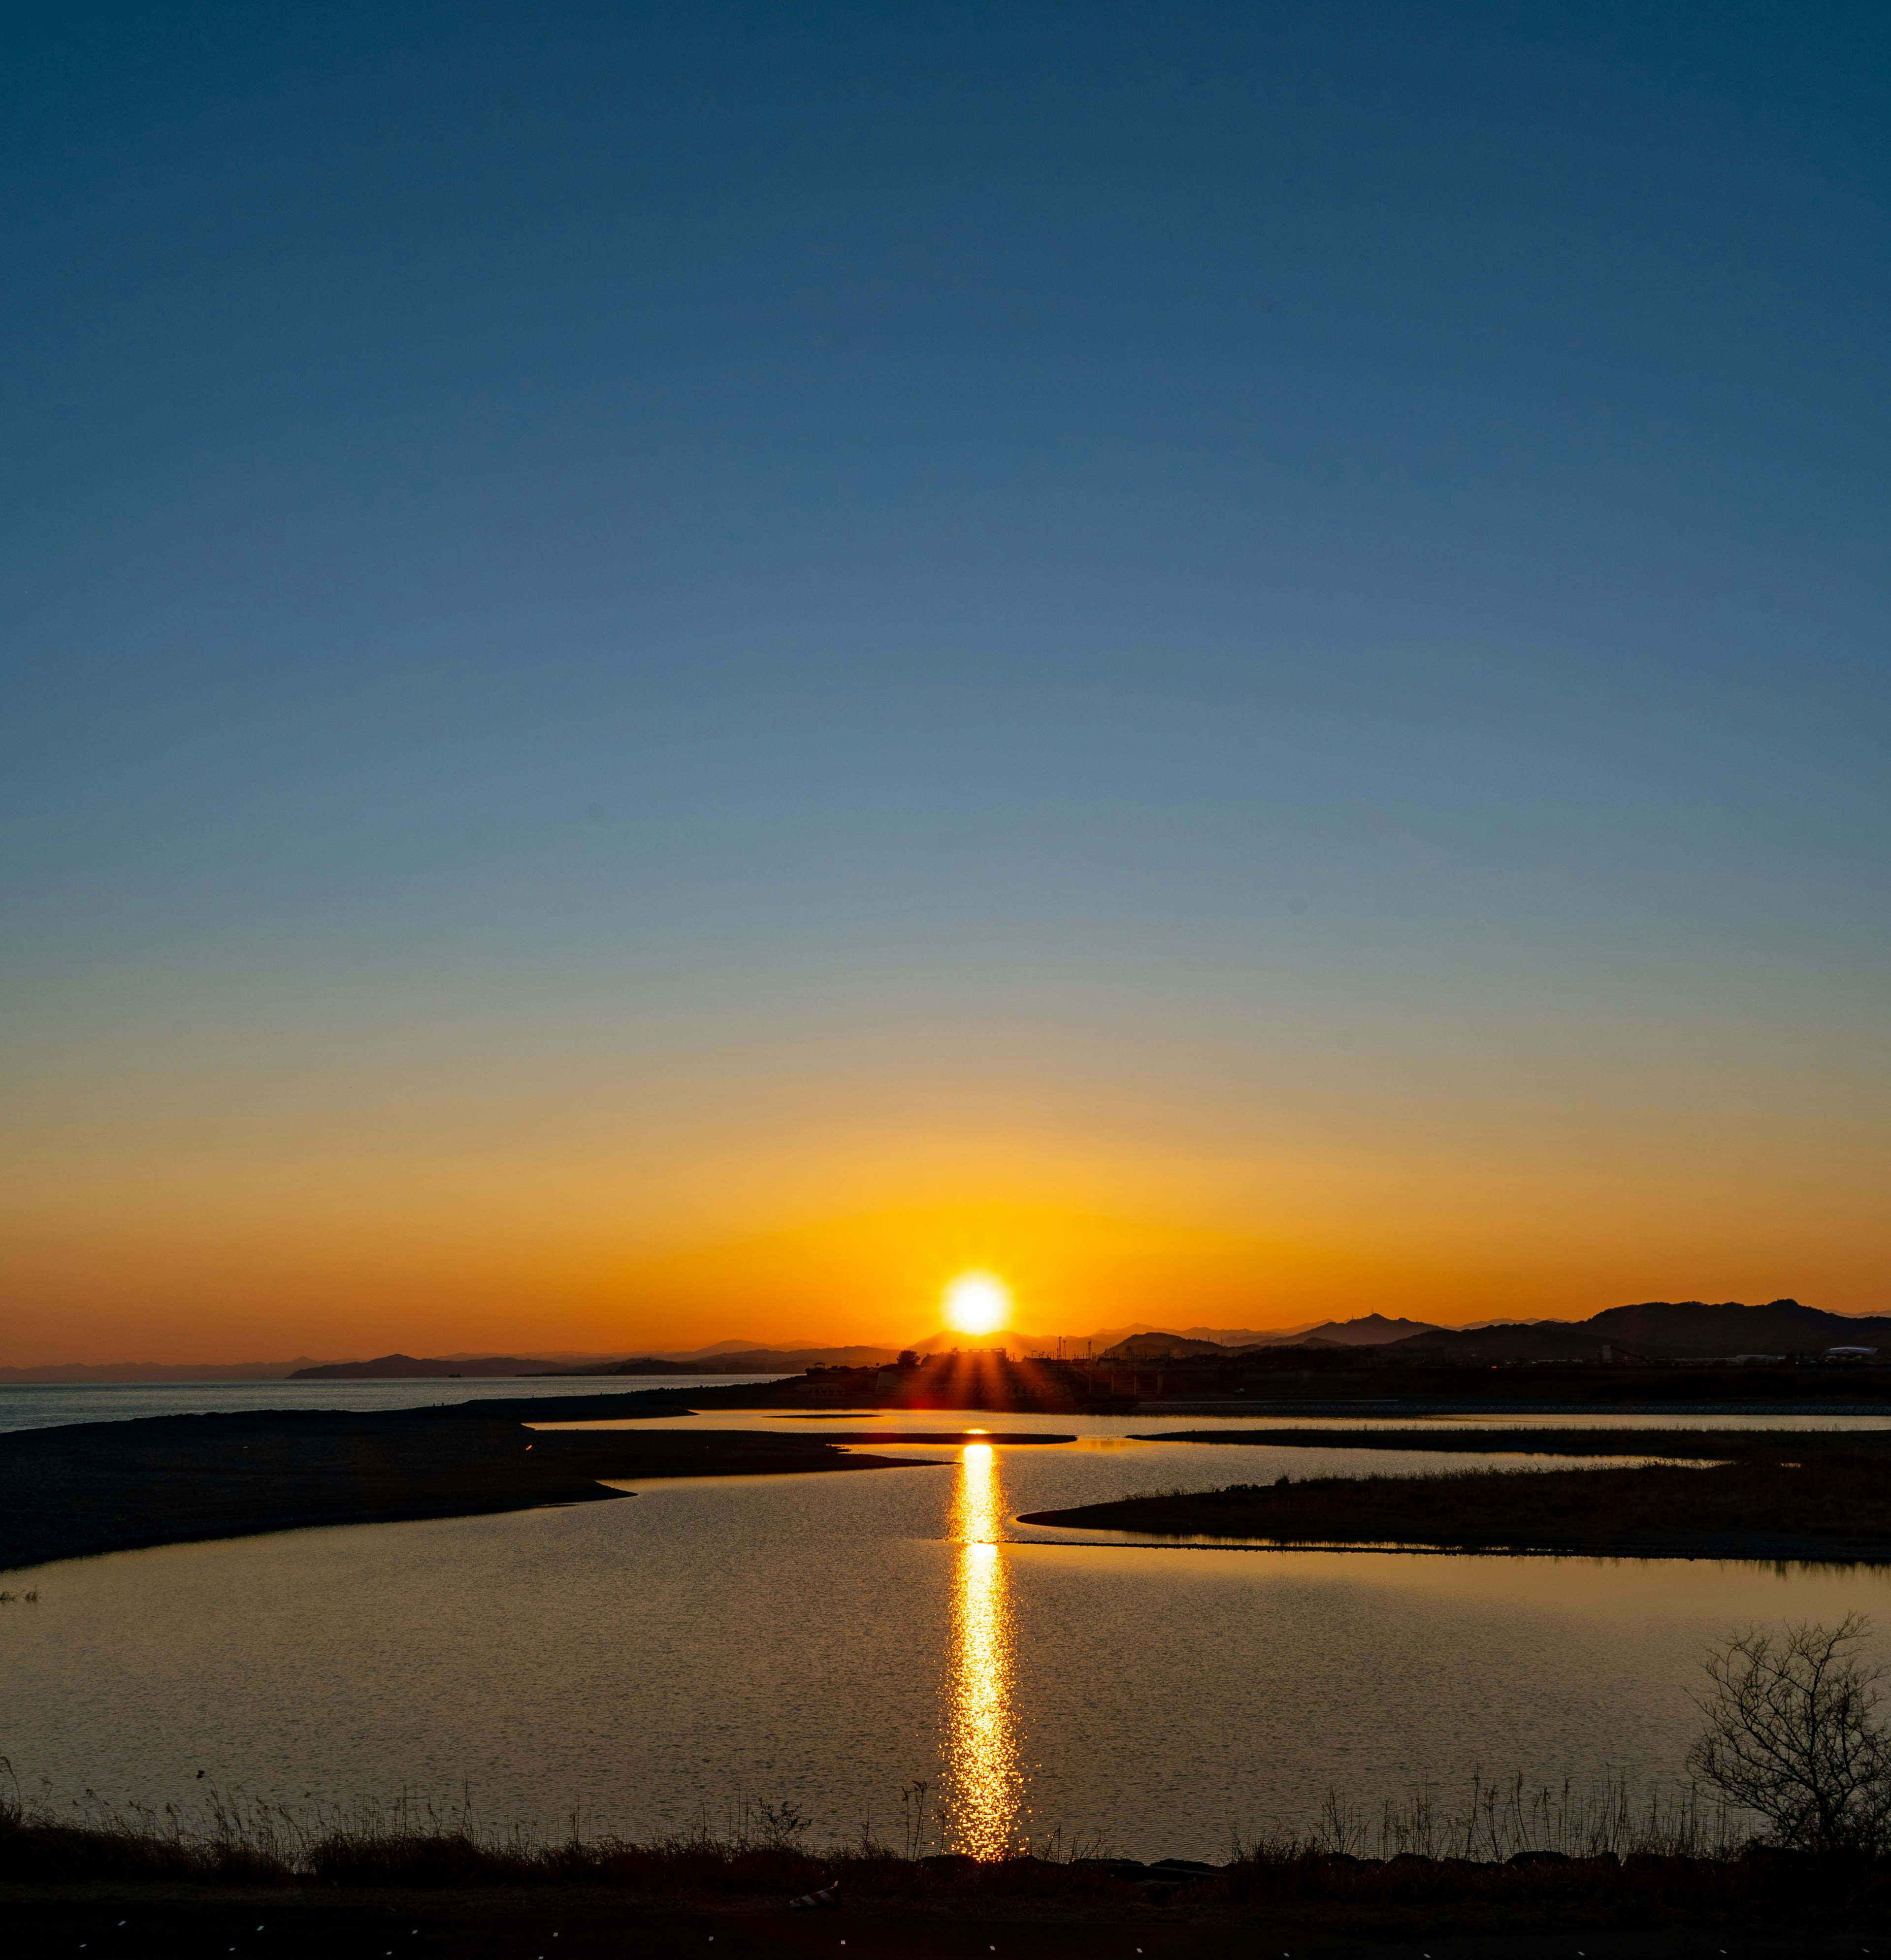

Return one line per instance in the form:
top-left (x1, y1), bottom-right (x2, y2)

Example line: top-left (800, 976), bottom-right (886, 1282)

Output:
top-left (943, 1271), bottom-right (1011, 1337)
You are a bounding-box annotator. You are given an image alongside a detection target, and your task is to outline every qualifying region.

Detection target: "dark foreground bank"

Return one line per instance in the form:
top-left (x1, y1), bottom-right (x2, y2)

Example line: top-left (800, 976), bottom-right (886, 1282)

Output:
top-left (1022, 1449), bottom-right (1891, 1560)
top-left (6, 1829), bottom-right (1891, 1957)
top-left (8, 1882), bottom-right (1889, 1960)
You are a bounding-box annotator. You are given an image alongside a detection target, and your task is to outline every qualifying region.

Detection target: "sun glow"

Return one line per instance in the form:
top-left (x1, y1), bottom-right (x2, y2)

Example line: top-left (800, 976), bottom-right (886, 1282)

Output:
top-left (942, 1271), bottom-right (1011, 1337)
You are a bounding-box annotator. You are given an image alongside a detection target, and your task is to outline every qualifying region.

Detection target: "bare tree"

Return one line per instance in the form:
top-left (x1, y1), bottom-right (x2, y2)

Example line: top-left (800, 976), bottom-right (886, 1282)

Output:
top-left (1688, 1615), bottom-right (1891, 1856)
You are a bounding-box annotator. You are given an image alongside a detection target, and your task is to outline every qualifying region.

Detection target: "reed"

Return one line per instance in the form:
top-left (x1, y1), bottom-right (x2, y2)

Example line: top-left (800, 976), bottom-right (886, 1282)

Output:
top-left (0, 1760), bottom-right (1857, 1915)
top-left (1289, 1769), bottom-right (1746, 1863)
top-left (0, 1769), bottom-right (1127, 1895)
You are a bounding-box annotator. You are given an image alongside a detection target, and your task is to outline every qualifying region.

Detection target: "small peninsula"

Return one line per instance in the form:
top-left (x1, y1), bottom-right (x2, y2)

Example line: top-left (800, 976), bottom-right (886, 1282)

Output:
top-left (1021, 1447), bottom-right (1891, 1562)
top-left (0, 1397), bottom-right (949, 1572)
top-left (1132, 1425), bottom-right (1891, 1458)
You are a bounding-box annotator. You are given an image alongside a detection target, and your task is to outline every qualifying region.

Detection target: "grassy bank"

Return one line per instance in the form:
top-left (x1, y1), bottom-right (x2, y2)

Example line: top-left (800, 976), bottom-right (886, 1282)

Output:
top-left (1020, 1450), bottom-right (1891, 1559)
top-left (5, 1775), bottom-right (1891, 1949)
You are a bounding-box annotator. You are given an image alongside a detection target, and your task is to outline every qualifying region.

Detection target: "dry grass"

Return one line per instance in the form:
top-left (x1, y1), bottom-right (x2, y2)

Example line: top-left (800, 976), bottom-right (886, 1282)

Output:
top-left (0, 1775), bottom-right (1123, 1897)
top-left (7, 1761), bottom-right (1891, 1931)
top-left (1293, 1769), bottom-right (1743, 1862)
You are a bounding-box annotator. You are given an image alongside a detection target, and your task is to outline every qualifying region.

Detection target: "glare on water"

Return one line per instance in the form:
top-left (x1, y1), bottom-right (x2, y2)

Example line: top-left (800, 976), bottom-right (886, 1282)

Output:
top-left (11, 1409), bottom-right (1891, 1860)
top-left (946, 1442), bottom-right (1019, 1857)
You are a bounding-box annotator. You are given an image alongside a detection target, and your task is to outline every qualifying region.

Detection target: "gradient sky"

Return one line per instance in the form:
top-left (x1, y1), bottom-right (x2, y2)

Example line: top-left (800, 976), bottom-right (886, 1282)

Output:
top-left (3, 1), bottom-right (1888, 1363)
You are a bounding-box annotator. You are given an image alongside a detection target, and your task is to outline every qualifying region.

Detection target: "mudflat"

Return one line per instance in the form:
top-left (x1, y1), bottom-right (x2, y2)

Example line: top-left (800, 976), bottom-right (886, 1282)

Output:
top-left (1020, 1450), bottom-right (1891, 1561)
top-left (1134, 1426), bottom-right (1891, 1459)
top-left (0, 1396), bottom-right (961, 1572)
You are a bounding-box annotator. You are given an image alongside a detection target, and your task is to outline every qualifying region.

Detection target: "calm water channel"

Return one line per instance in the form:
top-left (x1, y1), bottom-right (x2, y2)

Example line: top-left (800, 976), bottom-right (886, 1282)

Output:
top-left (5, 1407), bottom-right (1891, 1861)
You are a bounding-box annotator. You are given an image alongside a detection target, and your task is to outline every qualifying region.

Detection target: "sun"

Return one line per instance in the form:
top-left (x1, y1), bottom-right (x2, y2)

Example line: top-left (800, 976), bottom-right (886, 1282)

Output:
top-left (943, 1271), bottom-right (1012, 1337)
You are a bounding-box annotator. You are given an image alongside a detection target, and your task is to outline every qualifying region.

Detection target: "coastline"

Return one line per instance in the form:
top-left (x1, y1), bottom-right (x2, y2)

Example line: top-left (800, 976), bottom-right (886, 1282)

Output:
top-left (1, 1806), bottom-right (1880, 1954)
top-left (1135, 1425), bottom-right (1891, 1457)
top-left (0, 1395), bottom-right (952, 1573)
top-left (1019, 1451), bottom-right (1891, 1562)
top-left (15, 1373), bottom-right (1891, 1573)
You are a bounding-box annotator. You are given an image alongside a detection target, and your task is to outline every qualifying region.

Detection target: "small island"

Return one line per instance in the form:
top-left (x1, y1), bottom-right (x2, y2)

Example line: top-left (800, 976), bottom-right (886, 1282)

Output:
top-left (1020, 1447), bottom-right (1891, 1561)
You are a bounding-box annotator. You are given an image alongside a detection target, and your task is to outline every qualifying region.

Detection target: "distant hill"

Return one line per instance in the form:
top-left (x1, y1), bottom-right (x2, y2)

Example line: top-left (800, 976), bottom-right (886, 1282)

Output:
top-left (1097, 1333), bottom-right (1235, 1362)
top-left (1384, 1300), bottom-right (1891, 1364)
top-left (38, 1305), bottom-right (1868, 1387)
top-left (433, 1349), bottom-right (634, 1366)
top-left (211, 1321), bottom-right (1446, 1388)
top-left (683, 1344), bottom-right (901, 1370)
top-left (1082, 1316), bottom-right (1441, 1351)
top-left (660, 1337), bottom-right (825, 1359)
top-left (1095, 1316), bottom-right (1445, 1362)
top-left (289, 1354), bottom-right (583, 1380)
top-left (539, 1356), bottom-right (784, 1376)
top-left (1282, 1314), bottom-right (1444, 1346)
top-left (1082, 1322), bottom-right (1320, 1349)
top-left (546, 1347), bottom-right (889, 1376)
top-left (290, 1351), bottom-right (844, 1381)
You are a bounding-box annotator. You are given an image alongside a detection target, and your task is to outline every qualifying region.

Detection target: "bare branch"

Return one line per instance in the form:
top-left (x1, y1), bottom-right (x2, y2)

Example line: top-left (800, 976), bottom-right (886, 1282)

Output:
top-left (1688, 1616), bottom-right (1891, 1855)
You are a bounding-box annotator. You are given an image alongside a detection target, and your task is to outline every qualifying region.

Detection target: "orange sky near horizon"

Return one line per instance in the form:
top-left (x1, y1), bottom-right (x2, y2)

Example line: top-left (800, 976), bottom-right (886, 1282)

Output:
top-left (5, 909), bottom-right (1886, 1365)
top-left (4, 1065), bottom-right (1883, 1363)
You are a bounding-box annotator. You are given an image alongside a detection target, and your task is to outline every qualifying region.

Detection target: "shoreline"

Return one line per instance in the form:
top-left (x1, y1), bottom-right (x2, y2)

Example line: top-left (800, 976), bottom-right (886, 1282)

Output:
top-left (1015, 1530), bottom-right (1891, 1562)
top-left (0, 1396), bottom-right (966, 1573)
top-left (5, 1876), bottom-right (1868, 1958)
top-left (14, 1374), bottom-right (1891, 1574)
top-left (1019, 1450), bottom-right (1891, 1563)
top-left (0, 1805), bottom-right (1876, 1953)
top-left (1135, 1425), bottom-right (1891, 1457)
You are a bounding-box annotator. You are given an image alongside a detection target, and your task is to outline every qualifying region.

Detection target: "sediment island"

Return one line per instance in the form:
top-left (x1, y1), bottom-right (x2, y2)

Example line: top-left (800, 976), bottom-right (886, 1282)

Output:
top-left (1022, 1445), bottom-right (1891, 1561)
top-left (1136, 1424), bottom-right (1891, 1458)
top-left (0, 1393), bottom-right (1068, 1572)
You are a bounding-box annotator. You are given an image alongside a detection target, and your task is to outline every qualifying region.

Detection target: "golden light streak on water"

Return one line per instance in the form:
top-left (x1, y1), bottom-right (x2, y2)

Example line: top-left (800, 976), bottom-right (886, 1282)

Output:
top-left (945, 1442), bottom-right (1020, 1859)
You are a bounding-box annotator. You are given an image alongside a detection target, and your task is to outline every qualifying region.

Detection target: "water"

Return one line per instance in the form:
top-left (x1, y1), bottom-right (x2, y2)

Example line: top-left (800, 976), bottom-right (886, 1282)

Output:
top-left (6, 1407), bottom-right (1891, 1860)
top-left (0, 1376), bottom-right (775, 1434)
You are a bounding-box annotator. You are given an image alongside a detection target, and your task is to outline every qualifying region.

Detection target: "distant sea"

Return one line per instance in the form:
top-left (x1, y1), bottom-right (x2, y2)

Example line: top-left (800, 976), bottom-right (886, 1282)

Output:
top-left (0, 1375), bottom-right (783, 1436)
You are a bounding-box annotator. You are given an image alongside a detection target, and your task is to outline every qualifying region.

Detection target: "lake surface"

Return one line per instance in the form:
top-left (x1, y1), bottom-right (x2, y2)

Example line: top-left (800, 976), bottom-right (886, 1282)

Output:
top-left (0, 1375), bottom-right (774, 1433)
top-left (6, 1407), bottom-right (1891, 1861)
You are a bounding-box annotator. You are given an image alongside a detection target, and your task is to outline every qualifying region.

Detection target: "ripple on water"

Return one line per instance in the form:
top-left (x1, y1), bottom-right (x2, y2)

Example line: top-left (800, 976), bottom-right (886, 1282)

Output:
top-left (5, 1412), bottom-right (1891, 1861)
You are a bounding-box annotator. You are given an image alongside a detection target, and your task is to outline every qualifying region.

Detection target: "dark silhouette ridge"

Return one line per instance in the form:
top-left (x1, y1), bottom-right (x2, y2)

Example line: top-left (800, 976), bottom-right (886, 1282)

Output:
top-left (1384, 1299), bottom-right (1891, 1365)
top-left (291, 1347), bottom-right (906, 1379)
top-left (669, 1346), bottom-right (1891, 1416)
top-left (284, 1353), bottom-right (727, 1380)
top-left (289, 1354), bottom-right (582, 1379)
top-left (1285, 1317), bottom-right (1450, 1348)
top-left (545, 1349), bottom-right (886, 1376)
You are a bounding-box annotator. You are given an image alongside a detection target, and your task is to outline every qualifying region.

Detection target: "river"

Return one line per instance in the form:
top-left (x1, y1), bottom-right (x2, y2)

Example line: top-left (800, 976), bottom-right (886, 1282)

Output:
top-left (3, 1406), bottom-right (1889, 1861)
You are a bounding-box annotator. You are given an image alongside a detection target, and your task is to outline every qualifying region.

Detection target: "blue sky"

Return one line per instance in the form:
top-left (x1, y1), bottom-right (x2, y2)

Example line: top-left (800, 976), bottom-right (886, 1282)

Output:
top-left (2, 2), bottom-right (1887, 1356)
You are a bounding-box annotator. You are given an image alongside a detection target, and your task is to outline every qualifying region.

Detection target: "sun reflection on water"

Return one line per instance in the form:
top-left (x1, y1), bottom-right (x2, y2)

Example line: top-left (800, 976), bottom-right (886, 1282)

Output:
top-left (945, 1442), bottom-right (1020, 1859)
